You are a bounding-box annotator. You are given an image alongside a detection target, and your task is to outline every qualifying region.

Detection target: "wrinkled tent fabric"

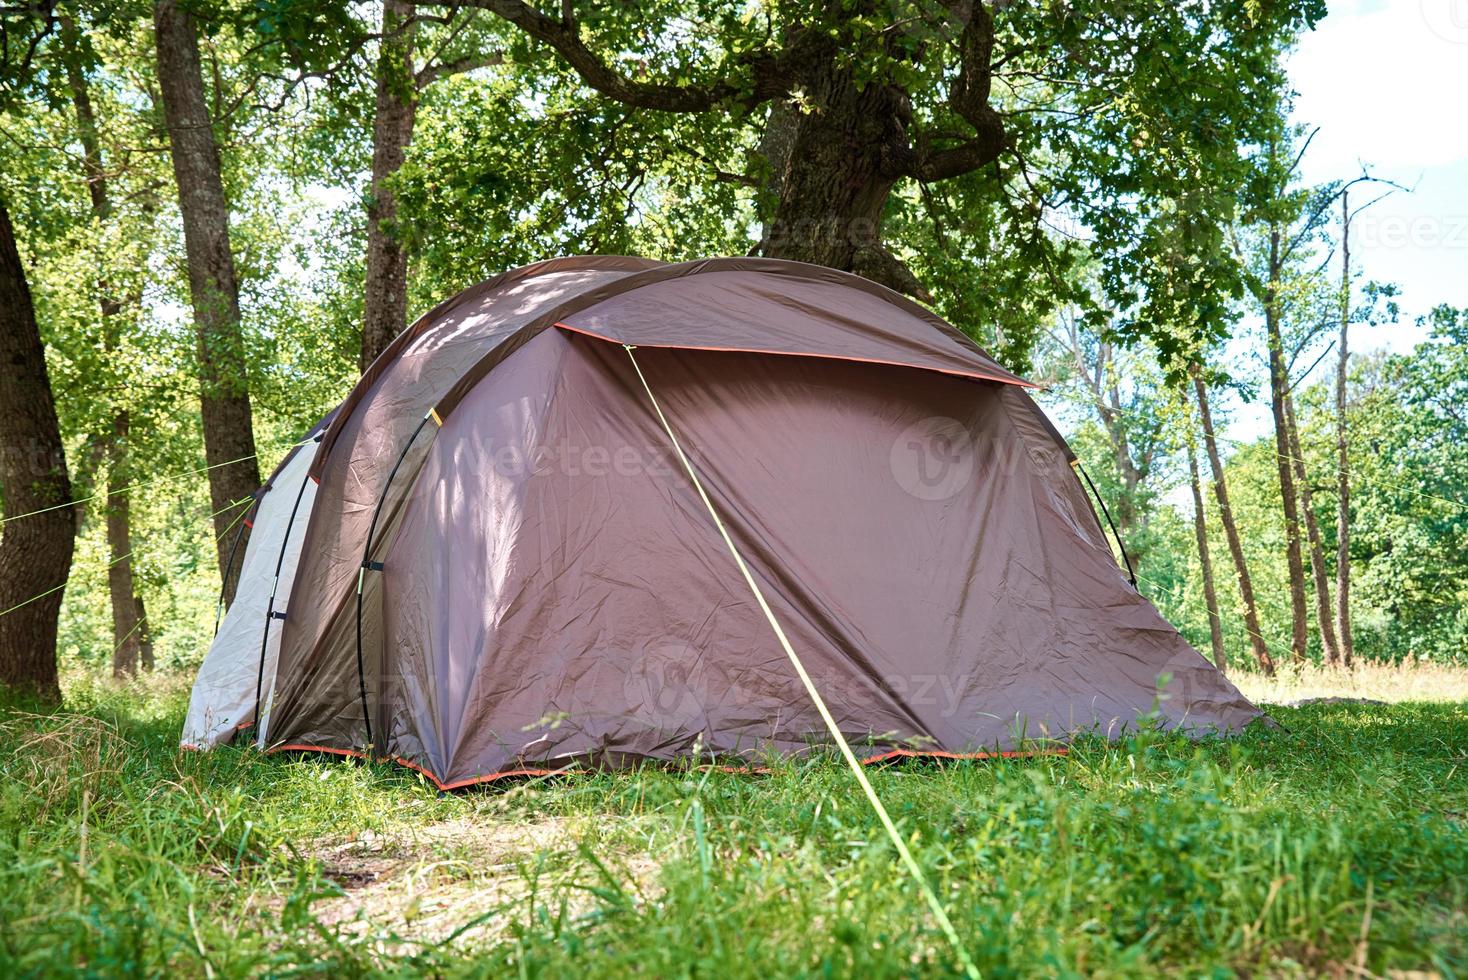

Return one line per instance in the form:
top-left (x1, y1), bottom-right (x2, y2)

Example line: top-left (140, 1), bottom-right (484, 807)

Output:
top-left (184, 256), bottom-right (1262, 786)
top-left (181, 416), bottom-right (330, 749)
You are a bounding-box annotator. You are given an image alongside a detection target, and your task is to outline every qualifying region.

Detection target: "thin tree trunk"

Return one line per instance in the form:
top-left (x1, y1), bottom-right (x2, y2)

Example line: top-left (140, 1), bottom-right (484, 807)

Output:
top-left (1263, 227), bottom-right (1309, 663)
top-left (154, 0), bottom-right (261, 603)
top-left (63, 18), bottom-right (149, 675)
top-left (1193, 367), bottom-right (1275, 674)
top-left (136, 595), bottom-right (154, 670)
top-left (1284, 393), bottom-right (1340, 664)
top-left (1186, 420), bottom-right (1227, 673)
top-left (1336, 191), bottom-right (1354, 667)
top-left (106, 413), bottom-right (145, 678)
top-left (360, 0), bottom-right (418, 372)
top-left (0, 201), bottom-right (74, 702)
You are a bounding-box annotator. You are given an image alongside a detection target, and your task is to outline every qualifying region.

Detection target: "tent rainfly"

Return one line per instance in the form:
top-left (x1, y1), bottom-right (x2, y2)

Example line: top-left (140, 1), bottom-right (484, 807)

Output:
top-left (183, 256), bottom-right (1262, 788)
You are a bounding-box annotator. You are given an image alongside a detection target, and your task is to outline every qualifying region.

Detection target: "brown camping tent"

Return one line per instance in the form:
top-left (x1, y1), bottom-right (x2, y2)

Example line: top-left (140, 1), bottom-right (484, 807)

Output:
top-left (185, 255), bottom-right (1261, 788)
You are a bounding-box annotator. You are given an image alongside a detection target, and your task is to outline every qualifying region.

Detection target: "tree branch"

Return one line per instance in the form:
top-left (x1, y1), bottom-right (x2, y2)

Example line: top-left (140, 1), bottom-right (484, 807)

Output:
top-left (417, 50), bottom-right (504, 88)
top-left (907, 0), bottom-right (1005, 181)
top-left (436, 0), bottom-right (743, 111)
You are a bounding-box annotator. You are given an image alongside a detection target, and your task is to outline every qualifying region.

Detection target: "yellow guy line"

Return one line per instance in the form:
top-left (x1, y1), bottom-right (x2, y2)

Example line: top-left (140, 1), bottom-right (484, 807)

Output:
top-left (622, 344), bottom-right (982, 980)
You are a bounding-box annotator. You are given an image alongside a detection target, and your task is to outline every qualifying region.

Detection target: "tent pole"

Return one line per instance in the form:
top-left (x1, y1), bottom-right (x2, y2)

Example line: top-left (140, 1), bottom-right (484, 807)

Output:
top-left (354, 410), bottom-right (439, 756)
top-left (1073, 459), bottom-right (1137, 587)
top-left (252, 463), bottom-right (314, 743)
top-left (213, 501), bottom-right (252, 637)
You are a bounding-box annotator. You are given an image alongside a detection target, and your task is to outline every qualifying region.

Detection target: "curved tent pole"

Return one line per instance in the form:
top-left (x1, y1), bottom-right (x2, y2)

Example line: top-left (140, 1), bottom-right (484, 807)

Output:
top-left (213, 509), bottom-right (251, 637)
top-left (354, 409), bottom-right (439, 755)
top-left (252, 464), bottom-right (314, 734)
top-left (1073, 459), bottom-right (1137, 587)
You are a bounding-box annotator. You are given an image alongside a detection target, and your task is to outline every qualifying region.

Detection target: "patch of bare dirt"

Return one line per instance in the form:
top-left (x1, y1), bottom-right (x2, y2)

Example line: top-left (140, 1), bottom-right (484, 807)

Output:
top-left (294, 815), bottom-right (657, 950)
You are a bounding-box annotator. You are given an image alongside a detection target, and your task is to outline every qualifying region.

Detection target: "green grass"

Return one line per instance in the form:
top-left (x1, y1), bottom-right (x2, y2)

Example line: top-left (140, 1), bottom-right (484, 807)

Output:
top-left (1, 674), bottom-right (1464, 977)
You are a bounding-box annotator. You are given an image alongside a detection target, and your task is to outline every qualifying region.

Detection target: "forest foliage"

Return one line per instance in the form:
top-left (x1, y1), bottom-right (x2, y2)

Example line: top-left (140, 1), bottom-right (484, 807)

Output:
top-left (0, 0), bottom-right (1462, 685)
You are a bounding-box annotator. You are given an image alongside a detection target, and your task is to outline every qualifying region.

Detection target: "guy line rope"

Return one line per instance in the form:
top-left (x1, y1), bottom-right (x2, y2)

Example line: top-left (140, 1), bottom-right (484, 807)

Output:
top-left (0, 492), bottom-right (256, 621)
top-left (0, 435), bottom-right (314, 529)
top-left (622, 344), bottom-right (983, 980)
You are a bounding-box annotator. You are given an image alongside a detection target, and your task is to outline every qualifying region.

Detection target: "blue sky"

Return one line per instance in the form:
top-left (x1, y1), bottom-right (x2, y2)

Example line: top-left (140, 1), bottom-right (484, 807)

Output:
top-left (1193, 0), bottom-right (1468, 444)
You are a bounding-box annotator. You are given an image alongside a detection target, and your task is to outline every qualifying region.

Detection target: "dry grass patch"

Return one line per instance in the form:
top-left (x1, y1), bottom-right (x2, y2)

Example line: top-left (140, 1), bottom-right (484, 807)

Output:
top-left (1236, 660), bottom-right (1468, 705)
top-left (0, 711), bottom-right (125, 819)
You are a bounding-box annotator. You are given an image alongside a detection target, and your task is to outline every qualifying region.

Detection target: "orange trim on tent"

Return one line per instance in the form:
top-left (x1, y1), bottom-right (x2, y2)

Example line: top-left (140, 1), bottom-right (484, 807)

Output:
top-left (266, 743), bottom-right (562, 790)
top-left (263, 742), bottom-right (1064, 791)
top-left (552, 322), bottom-right (1038, 389)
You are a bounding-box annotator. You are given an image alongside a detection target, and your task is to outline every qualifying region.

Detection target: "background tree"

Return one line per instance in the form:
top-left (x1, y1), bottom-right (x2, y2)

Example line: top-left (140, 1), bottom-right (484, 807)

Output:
top-left (1336, 190), bottom-right (1353, 667)
top-left (58, 14), bottom-right (156, 676)
top-left (358, 2), bottom-right (503, 368)
top-left (390, 0), bottom-right (1322, 369)
top-left (1039, 300), bottom-right (1168, 569)
top-left (361, 0), bottom-right (418, 370)
top-left (154, 0), bottom-right (261, 599)
top-left (1233, 118), bottom-right (1358, 664)
top-left (0, 200), bottom-right (73, 701)
top-left (1191, 366), bottom-right (1275, 674)
top-left (1185, 406), bottom-right (1228, 672)
top-left (0, 1), bottom-right (75, 699)
top-left (1333, 191), bottom-right (1402, 667)
top-left (1345, 309), bottom-right (1468, 660)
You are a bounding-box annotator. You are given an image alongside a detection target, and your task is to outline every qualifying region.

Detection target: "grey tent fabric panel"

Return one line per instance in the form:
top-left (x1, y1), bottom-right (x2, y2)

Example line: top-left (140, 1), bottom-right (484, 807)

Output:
top-left (268, 264), bottom-right (650, 748)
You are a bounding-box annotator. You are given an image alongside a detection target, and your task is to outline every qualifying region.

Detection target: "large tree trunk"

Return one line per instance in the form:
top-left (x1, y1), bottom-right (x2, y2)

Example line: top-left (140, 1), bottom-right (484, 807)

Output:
top-left (0, 201), bottom-right (74, 702)
top-left (63, 18), bottom-right (150, 675)
top-left (1193, 367), bottom-right (1275, 674)
top-left (154, 0), bottom-right (261, 603)
top-left (470, 1), bottom-right (1004, 300)
top-left (1262, 228), bottom-right (1309, 663)
top-left (106, 412), bottom-right (145, 678)
top-left (752, 11), bottom-right (1002, 301)
top-left (757, 71), bottom-right (936, 300)
top-left (1335, 191), bottom-right (1354, 668)
top-left (360, 0), bottom-right (419, 372)
top-left (1186, 426), bottom-right (1227, 673)
top-left (1284, 393), bottom-right (1341, 664)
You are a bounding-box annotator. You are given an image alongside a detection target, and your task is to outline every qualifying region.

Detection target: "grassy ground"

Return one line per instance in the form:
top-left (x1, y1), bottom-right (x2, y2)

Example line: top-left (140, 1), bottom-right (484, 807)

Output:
top-left (1, 667), bottom-right (1464, 978)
